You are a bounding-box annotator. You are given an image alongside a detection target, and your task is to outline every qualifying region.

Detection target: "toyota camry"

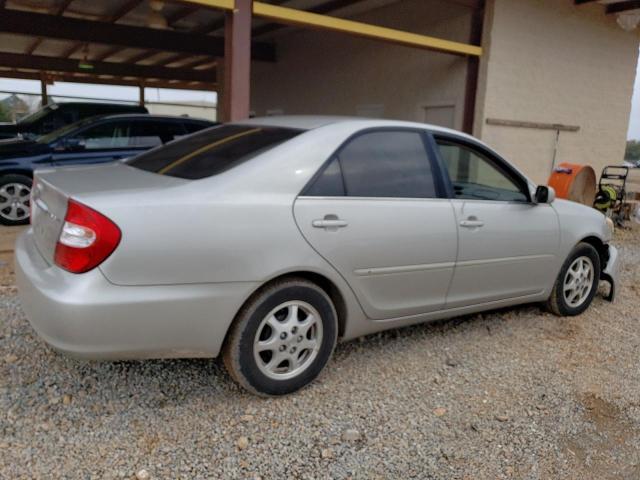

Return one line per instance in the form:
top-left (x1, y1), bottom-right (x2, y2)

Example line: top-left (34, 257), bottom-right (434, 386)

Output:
top-left (15, 116), bottom-right (619, 396)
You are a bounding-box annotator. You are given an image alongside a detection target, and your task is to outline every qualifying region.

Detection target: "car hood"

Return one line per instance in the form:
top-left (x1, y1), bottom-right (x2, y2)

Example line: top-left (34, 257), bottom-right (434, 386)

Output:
top-left (0, 138), bottom-right (50, 159)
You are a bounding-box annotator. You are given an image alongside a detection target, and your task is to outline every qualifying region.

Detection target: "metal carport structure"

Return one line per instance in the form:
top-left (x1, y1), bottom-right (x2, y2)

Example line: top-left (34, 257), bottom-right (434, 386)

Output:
top-left (0, 0), bottom-right (483, 126)
top-left (0, 0), bottom-right (636, 125)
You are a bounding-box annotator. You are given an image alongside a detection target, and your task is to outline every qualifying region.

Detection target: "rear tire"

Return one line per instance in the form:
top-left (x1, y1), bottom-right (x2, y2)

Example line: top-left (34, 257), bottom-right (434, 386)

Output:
top-left (546, 242), bottom-right (600, 316)
top-left (0, 174), bottom-right (32, 226)
top-left (223, 278), bottom-right (338, 396)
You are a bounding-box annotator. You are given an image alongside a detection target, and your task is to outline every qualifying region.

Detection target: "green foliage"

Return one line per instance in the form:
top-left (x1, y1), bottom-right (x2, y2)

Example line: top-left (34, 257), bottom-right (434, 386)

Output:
top-left (0, 103), bottom-right (11, 122)
top-left (626, 140), bottom-right (640, 161)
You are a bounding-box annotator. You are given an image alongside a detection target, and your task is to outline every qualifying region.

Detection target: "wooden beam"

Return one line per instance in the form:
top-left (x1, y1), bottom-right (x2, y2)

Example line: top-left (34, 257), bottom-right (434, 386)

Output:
top-left (25, 0), bottom-right (76, 56)
top-left (194, 0), bottom-right (290, 36)
top-left (182, 57), bottom-right (218, 69)
top-left (0, 69), bottom-right (217, 91)
top-left (223, 0), bottom-right (252, 121)
top-left (252, 2), bottom-right (482, 57)
top-left (253, 0), bottom-right (367, 37)
top-left (574, 0), bottom-right (598, 4)
top-left (167, 5), bottom-right (200, 24)
top-left (176, 0), bottom-right (234, 10)
top-left (101, 4), bottom-right (201, 65)
top-left (0, 52), bottom-right (217, 83)
top-left (109, 0), bottom-right (145, 20)
top-left (0, 9), bottom-right (275, 62)
top-left (486, 118), bottom-right (580, 132)
top-left (607, 1), bottom-right (640, 13)
top-left (64, 0), bottom-right (144, 59)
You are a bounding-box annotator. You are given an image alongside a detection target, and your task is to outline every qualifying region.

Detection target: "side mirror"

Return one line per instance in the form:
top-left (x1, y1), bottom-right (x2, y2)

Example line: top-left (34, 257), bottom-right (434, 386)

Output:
top-left (535, 185), bottom-right (555, 204)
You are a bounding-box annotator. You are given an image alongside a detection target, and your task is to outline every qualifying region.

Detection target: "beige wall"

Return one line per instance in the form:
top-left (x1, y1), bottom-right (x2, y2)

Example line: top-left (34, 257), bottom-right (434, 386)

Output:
top-left (251, 0), bottom-right (472, 129)
top-left (475, 0), bottom-right (640, 184)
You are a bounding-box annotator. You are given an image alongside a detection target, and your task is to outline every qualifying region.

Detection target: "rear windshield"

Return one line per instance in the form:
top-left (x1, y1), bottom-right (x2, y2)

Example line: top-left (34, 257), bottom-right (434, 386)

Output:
top-left (126, 124), bottom-right (303, 179)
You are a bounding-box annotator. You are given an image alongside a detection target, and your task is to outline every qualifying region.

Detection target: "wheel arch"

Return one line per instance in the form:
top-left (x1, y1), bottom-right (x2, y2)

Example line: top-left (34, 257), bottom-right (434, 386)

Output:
top-left (223, 270), bottom-right (348, 352)
top-left (0, 169), bottom-right (34, 180)
top-left (578, 235), bottom-right (608, 269)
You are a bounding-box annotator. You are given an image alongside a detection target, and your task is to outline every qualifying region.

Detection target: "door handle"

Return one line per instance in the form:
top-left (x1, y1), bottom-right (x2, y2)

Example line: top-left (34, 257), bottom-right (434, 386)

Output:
top-left (460, 219), bottom-right (484, 228)
top-left (312, 216), bottom-right (348, 229)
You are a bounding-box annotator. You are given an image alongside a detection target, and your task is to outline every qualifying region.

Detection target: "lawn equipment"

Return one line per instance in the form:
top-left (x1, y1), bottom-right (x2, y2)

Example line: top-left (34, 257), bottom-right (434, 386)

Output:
top-left (594, 166), bottom-right (629, 226)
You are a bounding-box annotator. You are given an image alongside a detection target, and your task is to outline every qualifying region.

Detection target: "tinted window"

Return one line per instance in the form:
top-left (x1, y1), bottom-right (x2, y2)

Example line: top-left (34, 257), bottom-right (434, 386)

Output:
top-left (72, 121), bottom-right (132, 150)
top-left (305, 158), bottom-right (345, 196)
top-left (159, 122), bottom-right (188, 142)
top-left (334, 130), bottom-right (437, 198)
top-left (129, 121), bottom-right (185, 147)
top-left (436, 139), bottom-right (528, 202)
top-left (129, 121), bottom-right (163, 147)
top-left (127, 125), bottom-right (302, 179)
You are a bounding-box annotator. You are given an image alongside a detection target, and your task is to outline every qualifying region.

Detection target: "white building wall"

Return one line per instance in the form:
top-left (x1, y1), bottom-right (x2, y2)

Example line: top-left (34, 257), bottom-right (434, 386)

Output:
top-left (251, 0), bottom-right (472, 130)
top-left (476, 0), bottom-right (640, 184)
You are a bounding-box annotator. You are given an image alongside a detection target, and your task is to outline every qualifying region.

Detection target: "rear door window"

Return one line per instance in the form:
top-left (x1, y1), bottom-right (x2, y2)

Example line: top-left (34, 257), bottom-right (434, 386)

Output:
top-left (129, 120), bottom-right (186, 147)
top-left (127, 125), bottom-right (302, 179)
top-left (72, 120), bottom-right (132, 150)
top-left (303, 130), bottom-right (439, 198)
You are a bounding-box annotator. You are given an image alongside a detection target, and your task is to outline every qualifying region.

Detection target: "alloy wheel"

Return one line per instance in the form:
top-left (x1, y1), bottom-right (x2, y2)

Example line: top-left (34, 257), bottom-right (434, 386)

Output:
top-left (253, 301), bottom-right (323, 381)
top-left (0, 182), bottom-right (31, 222)
top-left (563, 256), bottom-right (595, 308)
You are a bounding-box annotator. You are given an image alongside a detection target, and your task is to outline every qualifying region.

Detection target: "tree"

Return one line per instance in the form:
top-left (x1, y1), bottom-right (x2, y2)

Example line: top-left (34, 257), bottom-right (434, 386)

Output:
top-left (626, 140), bottom-right (640, 161)
top-left (0, 102), bottom-right (11, 122)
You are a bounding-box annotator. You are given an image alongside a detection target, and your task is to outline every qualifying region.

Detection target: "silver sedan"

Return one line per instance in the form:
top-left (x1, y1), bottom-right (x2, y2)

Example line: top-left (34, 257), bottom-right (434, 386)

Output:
top-left (16, 116), bottom-right (619, 395)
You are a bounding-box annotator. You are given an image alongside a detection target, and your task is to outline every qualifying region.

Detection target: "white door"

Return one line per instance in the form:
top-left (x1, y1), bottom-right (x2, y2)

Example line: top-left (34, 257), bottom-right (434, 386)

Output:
top-left (424, 105), bottom-right (455, 129)
top-left (434, 137), bottom-right (560, 308)
top-left (294, 130), bottom-right (458, 320)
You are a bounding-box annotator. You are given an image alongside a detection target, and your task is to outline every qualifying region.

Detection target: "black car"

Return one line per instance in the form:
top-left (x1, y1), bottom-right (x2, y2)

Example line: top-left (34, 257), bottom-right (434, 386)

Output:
top-left (0, 114), bottom-right (215, 225)
top-left (0, 102), bottom-right (149, 140)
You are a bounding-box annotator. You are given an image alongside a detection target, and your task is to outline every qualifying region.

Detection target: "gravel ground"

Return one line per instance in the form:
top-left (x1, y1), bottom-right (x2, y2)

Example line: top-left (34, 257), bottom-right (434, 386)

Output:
top-left (1, 226), bottom-right (640, 479)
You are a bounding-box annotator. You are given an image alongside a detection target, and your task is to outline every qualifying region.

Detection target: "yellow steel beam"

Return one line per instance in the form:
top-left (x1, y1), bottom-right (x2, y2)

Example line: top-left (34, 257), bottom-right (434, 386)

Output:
top-left (252, 2), bottom-right (482, 57)
top-left (180, 0), bottom-right (235, 11)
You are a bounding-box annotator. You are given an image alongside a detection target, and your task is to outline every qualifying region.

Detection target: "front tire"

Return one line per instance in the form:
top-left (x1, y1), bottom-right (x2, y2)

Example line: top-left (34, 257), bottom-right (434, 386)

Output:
top-left (223, 278), bottom-right (338, 396)
top-left (546, 242), bottom-right (601, 316)
top-left (0, 174), bottom-right (32, 226)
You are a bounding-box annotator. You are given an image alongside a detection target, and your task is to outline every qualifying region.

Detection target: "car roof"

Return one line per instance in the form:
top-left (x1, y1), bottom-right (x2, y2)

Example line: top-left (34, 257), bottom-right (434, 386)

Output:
top-left (52, 102), bottom-right (145, 108)
top-left (88, 114), bottom-right (213, 122)
top-left (237, 115), bottom-right (475, 141)
top-left (237, 115), bottom-right (535, 188)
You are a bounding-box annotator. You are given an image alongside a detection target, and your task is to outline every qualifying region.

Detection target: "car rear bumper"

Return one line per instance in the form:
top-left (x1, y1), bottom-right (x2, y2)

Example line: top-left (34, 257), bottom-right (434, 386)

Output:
top-left (601, 244), bottom-right (619, 302)
top-left (15, 229), bottom-right (257, 360)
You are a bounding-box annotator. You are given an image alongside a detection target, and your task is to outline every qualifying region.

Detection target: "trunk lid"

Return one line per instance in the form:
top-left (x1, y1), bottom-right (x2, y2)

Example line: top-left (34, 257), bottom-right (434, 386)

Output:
top-left (31, 162), bottom-right (185, 265)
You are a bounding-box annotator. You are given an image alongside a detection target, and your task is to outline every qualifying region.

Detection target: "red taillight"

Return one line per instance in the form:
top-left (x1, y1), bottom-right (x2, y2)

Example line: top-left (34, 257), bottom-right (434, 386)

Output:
top-left (54, 199), bottom-right (121, 274)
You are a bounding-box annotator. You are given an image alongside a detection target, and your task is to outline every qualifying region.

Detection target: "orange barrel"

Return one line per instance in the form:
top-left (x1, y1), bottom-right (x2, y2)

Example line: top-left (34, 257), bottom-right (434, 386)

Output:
top-left (547, 163), bottom-right (597, 206)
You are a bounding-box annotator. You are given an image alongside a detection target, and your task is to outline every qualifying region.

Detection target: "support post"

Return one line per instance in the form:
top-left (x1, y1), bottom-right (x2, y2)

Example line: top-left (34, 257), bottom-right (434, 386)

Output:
top-left (222, 0), bottom-right (252, 122)
top-left (462, 2), bottom-right (485, 135)
top-left (215, 59), bottom-right (225, 121)
top-left (139, 84), bottom-right (145, 107)
top-left (40, 73), bottom-right (48, 106)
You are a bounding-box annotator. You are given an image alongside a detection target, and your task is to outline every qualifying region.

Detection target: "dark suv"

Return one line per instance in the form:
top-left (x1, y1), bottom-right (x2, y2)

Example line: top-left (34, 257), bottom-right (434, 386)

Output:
top-left (0, 114), bottom-right (215, 225)
top-left (0, 102), bottom-right (149, 140)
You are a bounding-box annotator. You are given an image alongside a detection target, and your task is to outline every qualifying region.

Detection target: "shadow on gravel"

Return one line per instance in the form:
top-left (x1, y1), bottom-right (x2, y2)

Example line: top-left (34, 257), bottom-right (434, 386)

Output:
top-left (34, 302), bottom-right (550, 399)
top-left (6, 293), bottom-right (604, 412)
